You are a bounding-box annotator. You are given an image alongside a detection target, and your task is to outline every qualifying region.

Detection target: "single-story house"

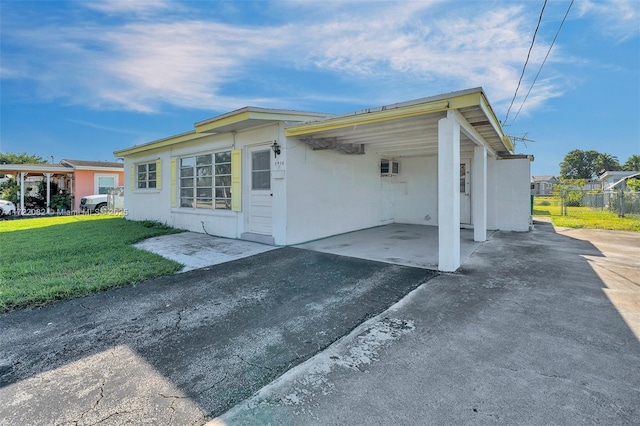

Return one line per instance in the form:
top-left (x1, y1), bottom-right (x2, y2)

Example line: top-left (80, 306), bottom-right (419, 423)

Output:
top-left (0, 159), bottom-right (124, 212)
top-left (114, 87), bottom-right (532, 272)
top-left (598, 170), bottom-right (640, 191)
top-left (531, 175), bottom-right (558, 196)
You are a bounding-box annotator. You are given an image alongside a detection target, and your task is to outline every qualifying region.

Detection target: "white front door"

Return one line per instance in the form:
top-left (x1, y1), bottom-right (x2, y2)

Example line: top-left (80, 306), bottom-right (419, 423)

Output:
top-left (460, 160), bottom-right (471, 224)
top-left (246, 146), bottom-right (273, 235)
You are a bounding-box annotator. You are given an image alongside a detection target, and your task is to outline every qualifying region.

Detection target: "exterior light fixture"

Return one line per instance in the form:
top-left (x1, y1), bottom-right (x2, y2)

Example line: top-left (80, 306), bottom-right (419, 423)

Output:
top-left (271, 141), bottom-right (281, 157)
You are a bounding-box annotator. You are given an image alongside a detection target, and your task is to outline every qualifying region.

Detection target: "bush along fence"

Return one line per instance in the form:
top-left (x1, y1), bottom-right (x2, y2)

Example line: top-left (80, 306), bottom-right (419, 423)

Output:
top-left (548, 178), bottom-right (640, 217)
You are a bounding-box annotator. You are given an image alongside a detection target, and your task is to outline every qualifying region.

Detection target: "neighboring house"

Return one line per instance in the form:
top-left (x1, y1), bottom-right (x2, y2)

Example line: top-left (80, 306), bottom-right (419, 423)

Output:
top-left (598, 170), bottom-right (640, 191)
top-left (115, 87), bottom-right (532, 272)
top-left (0, 159), bottom-right (124, 212)
top-left (531, 176), bottom-right (558, 196)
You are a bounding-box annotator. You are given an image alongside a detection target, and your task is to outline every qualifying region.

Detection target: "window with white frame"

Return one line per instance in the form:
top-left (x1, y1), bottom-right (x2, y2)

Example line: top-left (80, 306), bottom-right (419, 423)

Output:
top-left (97, 175), bottom-right (117, 194)
top-left (179, 151), bottom-right (231, 210)
top-left (137, 162), bottom-right (157, 189)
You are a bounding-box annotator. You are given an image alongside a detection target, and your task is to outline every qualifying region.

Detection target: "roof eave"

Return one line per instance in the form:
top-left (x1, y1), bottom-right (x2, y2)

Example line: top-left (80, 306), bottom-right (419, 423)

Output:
top-left (194, 107), bottom-right (330, 133)
top-left (114, 131), bottom-right (208, 157)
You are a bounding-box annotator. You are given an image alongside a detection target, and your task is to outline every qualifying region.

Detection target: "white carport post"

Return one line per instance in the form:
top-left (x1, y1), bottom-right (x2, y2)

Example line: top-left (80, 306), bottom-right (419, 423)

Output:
top-left (20, 172), bottom-right (27, 216)
top-left (44, 173), bottom-right (53, 214)
top-left (438, 111), bottom-right (461, 272)
top-left (472, 146), bottom-right (487, 242)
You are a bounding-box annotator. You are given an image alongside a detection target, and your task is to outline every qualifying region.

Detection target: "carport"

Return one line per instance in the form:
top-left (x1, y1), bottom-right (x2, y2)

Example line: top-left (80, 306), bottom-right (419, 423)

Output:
top-left (296, 223), bottom-right (485, 270)
top-left (284, 88), bottom-right (516, 272)
top-left (0, 163), bottom-right (73, 214)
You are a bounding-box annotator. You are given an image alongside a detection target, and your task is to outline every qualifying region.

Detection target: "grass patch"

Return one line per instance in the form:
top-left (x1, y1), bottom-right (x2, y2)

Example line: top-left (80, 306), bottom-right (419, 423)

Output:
top-left (533, 197), bottom-right (640, 232)
top-left (0, 215), bottom-right (184, 312)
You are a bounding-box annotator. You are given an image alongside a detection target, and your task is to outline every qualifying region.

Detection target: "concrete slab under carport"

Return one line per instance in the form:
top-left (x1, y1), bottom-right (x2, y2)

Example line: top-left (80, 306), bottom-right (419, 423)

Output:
top-left (295, 223), bottom-right (486, 270)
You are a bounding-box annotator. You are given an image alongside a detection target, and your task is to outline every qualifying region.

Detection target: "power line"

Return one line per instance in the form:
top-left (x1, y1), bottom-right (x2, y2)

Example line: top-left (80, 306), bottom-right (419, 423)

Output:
top-left (507, 0), bottom-right (574, 127)
top-left (503, 0), bottom-right (548, 124)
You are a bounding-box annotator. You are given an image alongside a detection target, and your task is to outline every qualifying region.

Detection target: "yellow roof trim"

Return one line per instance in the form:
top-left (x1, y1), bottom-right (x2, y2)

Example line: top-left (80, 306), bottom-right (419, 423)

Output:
top-left (285, 100), bottom-right (450, 137)
top-left (195, 111), bottom-right (252, 133)
top-left (195, 110), bottom-right (329, 133)
top-left (114, 131), bottom-right (210, 157)
top-left (477, 93), bottom-right (513, 152)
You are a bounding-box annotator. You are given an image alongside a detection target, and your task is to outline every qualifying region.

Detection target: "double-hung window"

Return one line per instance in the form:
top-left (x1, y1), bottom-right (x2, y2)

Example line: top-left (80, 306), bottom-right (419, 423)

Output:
top-left (179, 151), bottom-right (231, 210)
top-left (137, 162), bottom-right (157, 189)
top-left (97, 176), bottom-right (117, 194)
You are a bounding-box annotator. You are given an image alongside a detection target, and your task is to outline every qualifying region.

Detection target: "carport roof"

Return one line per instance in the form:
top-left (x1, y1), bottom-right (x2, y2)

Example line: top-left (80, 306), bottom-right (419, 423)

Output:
top-left (113, 88), bottom-right (513, 158)
top-left (285, 87), bottom-right (514, 157)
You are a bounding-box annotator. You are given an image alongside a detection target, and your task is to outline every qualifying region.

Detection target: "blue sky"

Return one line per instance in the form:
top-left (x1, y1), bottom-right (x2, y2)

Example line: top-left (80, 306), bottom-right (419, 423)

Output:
top-left (1, 0), bottom-right (638, 176)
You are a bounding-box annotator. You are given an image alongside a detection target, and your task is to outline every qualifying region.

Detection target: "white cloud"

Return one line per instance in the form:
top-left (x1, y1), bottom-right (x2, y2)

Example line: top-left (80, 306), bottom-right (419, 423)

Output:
top-left (577, 0), bottom-right (640, 42)
top-left (2, 1), bottom-right (572, 117)
top-left (81, 0), bottom-right (177, 15)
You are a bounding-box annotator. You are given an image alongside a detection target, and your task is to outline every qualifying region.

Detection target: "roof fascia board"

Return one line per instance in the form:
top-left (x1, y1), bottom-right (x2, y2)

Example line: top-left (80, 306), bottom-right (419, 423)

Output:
top-left (114, 131), bottom-right (209, 157)
top-left (0, 164), bottom-right (71, 173)
top-left (195, 111), bottom-right (252, 133)
top-left (285, 100), bottom-right (450, 137)
top-left (194, 110), bottom-right (329, 133)
top-left (449, 109), bottom-right (497, 157)
top-left (71, 166), bottom-right (124, 171)
top-left (478, 94), bottom-right (513, 153)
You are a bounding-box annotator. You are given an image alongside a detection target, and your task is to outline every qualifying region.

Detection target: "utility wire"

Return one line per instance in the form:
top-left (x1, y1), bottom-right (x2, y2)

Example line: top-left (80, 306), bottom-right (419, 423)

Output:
top-left (507, 0), bottom-right (574, 127)
top-left (503, 0), bottom-right (548, 124)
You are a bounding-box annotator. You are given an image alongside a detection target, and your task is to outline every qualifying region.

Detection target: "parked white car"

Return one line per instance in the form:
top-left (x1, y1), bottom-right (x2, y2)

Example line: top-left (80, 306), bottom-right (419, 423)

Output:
top-left (80, 194), bottom-right (108, 213)
top-left (0, 199), bottom-right (16, 216)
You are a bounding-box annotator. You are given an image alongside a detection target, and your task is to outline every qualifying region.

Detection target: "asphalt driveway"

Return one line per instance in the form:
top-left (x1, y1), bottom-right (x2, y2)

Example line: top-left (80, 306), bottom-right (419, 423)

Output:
top-left (220, 221), bottom-right (640, 425)
top-left (0, 247), bottom-right (435, 424)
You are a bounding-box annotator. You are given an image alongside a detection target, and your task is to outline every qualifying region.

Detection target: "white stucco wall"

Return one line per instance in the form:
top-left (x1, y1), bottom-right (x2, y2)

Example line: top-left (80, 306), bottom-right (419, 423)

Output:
top-left (392, 156), bottom-right (438, 225)
top-left (283, 145), bottom-right (441, 245)
top-left (123, 124), bottom-right (280, 239)
top-left (487, 157), bottom-right (531, 232)
top-left (284, 141), bottom-right (384, 245)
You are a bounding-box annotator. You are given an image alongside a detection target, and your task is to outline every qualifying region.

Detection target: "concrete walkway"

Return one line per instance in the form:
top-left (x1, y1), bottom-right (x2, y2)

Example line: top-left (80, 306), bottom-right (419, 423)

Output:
top-left (134, 232), bottom-right (277, 272)
top-left (217, 221), bottom-right (640, 425)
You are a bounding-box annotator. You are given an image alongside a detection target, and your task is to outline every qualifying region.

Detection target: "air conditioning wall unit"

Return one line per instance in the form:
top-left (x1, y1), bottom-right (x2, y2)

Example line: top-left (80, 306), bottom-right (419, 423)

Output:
top-left (381, 160), bottom-right (400, 176)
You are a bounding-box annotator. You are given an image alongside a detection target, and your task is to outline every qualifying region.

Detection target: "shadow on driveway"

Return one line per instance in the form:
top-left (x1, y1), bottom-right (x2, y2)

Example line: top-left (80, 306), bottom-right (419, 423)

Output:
top-left (0, 247), bottom-right (436, 424)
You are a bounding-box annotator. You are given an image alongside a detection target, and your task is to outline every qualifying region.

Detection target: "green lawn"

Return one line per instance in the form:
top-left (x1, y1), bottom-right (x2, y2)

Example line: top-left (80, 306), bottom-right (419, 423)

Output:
top-left (0, 215), bottom-right (184, 312)
top-left (533, 198), bottom-right (640, 232)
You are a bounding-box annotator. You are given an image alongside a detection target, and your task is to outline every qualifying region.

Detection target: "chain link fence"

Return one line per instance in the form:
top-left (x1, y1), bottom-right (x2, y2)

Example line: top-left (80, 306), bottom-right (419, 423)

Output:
top-left (581, 191), bottom-right (640, 215)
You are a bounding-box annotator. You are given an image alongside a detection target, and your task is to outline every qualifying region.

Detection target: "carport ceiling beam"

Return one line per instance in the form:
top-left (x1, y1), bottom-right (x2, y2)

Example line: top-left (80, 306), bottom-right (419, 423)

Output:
top-left (320, 127), bottom-right (439, 145)
top-left (368, 140), bottom-right (438, 150)
top-left (374, 147), bottom-right (439, 157)
top-left (450, 110), bottom-right (496, 157)
top-left (285, 100), bottom-right (450, 136)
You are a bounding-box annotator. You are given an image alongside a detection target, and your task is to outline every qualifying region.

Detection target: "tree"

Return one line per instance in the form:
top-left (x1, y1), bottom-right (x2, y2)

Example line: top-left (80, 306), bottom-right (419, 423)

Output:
top-left (626, 178), bottom-right (640, 192)
top-left (0, 152), bottom-right (47, 180)
top-left (0, 178), bottom-right (20, 203)
top-left (559, 149), bottom-right (600, 179)
top-left (0, 152), bottom-right (46, 165)
top-left (594, 153), bottom-right (620, 175)
top-left (623, 155), bottom-right (640, 171)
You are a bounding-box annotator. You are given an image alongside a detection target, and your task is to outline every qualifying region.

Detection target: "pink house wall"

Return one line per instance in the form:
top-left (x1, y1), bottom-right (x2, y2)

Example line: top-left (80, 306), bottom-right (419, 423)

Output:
top-left (72, 170), bottom-right (124, 211)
